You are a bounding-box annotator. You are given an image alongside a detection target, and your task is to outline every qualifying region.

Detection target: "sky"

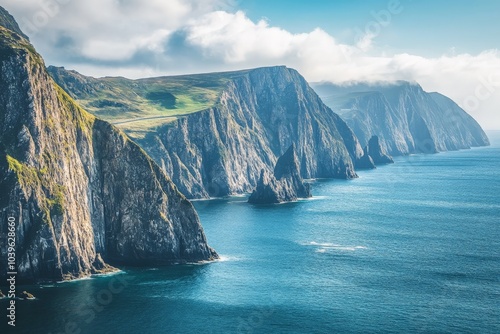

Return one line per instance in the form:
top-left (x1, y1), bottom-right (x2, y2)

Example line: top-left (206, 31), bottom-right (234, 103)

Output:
top-left (2, 0), bottom-right (500, 129)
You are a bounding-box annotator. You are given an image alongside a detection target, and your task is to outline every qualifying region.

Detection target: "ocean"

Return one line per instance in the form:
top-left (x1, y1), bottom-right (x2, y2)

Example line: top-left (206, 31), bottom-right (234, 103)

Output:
top-left (2, 131), bottom-right (499, 334)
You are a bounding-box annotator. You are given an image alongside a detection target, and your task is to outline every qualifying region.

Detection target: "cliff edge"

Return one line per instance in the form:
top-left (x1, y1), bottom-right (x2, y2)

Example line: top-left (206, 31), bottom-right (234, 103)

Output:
top-left (0, 8), bottom-right (217, 283)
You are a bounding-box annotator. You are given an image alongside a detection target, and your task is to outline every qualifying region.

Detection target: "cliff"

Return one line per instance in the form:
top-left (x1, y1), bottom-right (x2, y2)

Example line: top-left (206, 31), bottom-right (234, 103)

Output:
top-left (0, 7), bottom-right (29, 40)
top-left (50, 66), bottom-right (375, 199)
top-left (312, 82), bottom-right (490, 156)
top-left (249, 145), bottom-right (311, 204)
top-left (0, 10), bottom-right (217, 283)
top-left (365, 136), bottom-right (394, 165)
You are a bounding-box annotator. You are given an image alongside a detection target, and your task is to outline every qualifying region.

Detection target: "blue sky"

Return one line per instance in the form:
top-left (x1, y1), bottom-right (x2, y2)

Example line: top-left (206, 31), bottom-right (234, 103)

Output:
top-left (240, 0), bottom-right (500, 56)
top-left (2, 0), bottom-right (500, 128)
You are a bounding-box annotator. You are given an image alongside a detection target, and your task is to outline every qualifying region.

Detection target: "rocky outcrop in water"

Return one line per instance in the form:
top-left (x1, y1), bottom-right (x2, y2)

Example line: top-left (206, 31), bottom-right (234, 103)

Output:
top-left (249, 145), bottom-right (311, 204)
top-left (0, 8), bottom-right (217, 284)
top-left (17, 291), bottom-right (35, 300)
top-left (312, 82), bottom-right (490, 156)
top-left (364, 136), bottom-right (394, 165)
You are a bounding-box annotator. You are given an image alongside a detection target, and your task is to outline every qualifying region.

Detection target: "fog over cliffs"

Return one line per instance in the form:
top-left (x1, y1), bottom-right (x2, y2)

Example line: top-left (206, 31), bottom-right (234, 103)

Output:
top-left (312, 81), bottom-right (489, 156)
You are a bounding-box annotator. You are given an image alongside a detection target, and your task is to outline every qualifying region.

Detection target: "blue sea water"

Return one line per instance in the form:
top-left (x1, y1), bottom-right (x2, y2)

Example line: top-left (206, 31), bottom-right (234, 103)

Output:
top-left (2, 132), bottom-right (500, 334)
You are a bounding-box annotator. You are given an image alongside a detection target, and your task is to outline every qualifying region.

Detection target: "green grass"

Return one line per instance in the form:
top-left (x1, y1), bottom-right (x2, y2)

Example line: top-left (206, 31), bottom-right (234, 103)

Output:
top-left (49, 67), bottom-right (257, 139)
top-left (7, 154), bottom-right (67, 223)
top-left (0, 25), bottom-right (45, 69)
top-left (6, 155), bottom-right (39, 188)
top-left (64, 74), bottom-right (229, 133)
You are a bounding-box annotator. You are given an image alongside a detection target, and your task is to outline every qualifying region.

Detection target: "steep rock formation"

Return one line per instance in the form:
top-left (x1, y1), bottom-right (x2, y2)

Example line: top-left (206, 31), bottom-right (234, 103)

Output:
top-left (0, 11), bottom-right (217, 283)
top-left (356, 152), bottom-right (376, 170)
top-left (0, 7), bottom-right (29, 40)
top-left (312, 82), bottom-right (490, 156)
top-left (249, 145), bottom-right (311, 204)
top-left (50, 66), bottom-right (374, 198)
top-left (364, 136), bottom-right (394, 165)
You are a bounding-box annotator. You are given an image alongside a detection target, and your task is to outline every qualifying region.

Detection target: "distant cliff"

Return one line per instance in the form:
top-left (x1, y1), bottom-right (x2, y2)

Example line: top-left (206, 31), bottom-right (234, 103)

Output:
top-left (50, 66), bottom-right (375, 199)
top-left (312, 82), bottom-right (490, 156)
top-left (0, 8), bottom-right (217, 283)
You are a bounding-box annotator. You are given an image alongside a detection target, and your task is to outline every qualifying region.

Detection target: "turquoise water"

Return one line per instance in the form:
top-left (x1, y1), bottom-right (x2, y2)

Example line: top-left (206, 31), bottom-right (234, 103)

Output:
top-left (2, 132), bottom-right (500, 334)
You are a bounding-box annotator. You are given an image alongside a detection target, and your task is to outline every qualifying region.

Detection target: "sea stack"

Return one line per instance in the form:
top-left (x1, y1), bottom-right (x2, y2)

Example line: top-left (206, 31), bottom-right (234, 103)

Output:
top-left (249, 145), bottom-right (311, 204)
top-left (365, 136), bottom-right (394, 165)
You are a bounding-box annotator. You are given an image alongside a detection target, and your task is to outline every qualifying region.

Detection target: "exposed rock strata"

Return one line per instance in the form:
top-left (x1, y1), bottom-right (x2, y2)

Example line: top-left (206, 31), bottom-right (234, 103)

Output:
top-left (0, 9), bottom-right (217, 284)
top-left (249, 145), bottom-right (311, 204)
top-left (50, 66), bottom-right (374, 198)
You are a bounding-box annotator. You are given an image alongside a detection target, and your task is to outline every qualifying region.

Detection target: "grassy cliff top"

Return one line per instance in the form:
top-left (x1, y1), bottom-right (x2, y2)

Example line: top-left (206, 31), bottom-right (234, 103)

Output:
top-left (48, 67), bottom-right (261, 138)
top-left (48, 66), bottom-right (294, 139)
top-left (0, 25), bottom-right (38, 61)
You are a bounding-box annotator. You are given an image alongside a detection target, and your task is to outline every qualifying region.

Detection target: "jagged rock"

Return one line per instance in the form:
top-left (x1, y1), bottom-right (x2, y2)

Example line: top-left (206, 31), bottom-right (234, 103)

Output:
top-left (365, 136), bottom-right (394, 165)
top-left (273, 144), bottom-right (312, 199)
top-left (248, 170), bottom-right (284, 204)
top-left (49, 66), bottom-right (369, 199)
top-left (0, 8), bottom-right (217, 284)
top-left (355, 152), bottom-right (376, 169)
top-left (312, 82), bottom-right (490, 156)
top-left (0, 7), bottom-right (29, 40)
top-left (249, 145), bottom-right (311, 204)
top-left (17, 291), bottom-right (35, 300)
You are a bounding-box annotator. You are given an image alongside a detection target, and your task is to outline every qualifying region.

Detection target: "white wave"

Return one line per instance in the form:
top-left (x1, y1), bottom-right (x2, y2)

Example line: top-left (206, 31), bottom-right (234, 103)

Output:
top-left (190, 198), bottom-right (216, 202)
top-left (299, 196), bottom-right (330, 201)
top-left (55, 269), bottom-right (125, 283)
top-left (56, 276), bottom-right (93, 284)
top-left (92, 269), bottom-right (125, 277)
top-left (276, 201), bottom-right (297, 205)
top-left (304, 241), bottom-right (367, 252)
top-left (229, 194), bottom-right (250, 198)
top-left (187, 255), bottom-right (242, 266)
top-left (215, 255), bottom-right (242, 262)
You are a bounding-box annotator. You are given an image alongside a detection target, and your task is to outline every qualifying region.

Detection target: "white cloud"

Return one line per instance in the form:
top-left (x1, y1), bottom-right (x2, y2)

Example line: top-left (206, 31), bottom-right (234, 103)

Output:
top-left (2, 0), bottom-right (232, 62)
top-left (186, 11), bottom-right (296, 62)
top-left (2, 2), bottom-right (499, 128)
top-left (182, 11), bottom-right (500, 129)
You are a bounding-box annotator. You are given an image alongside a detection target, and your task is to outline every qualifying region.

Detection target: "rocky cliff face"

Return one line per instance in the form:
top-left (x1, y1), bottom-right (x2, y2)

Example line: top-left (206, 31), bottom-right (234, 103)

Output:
top-left (0, 12), bottom-right (217, 283)
top-left (151, 67), bottom-right (376, 198)
top-left (52, 66), bottom-right (372, 198)
top-left (249, 145), bottom-right (311, 204)
top-left (364, 136), bottom-right (394, 165)
top-left (0, 7), bottom-right (29, 40)
top-left (312, 82), bottom-right (490, 156)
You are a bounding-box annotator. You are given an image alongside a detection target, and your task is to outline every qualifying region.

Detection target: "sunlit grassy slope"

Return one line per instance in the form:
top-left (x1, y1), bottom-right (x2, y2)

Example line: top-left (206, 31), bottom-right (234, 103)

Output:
top-left (48, 67), bottom-right (253, 139)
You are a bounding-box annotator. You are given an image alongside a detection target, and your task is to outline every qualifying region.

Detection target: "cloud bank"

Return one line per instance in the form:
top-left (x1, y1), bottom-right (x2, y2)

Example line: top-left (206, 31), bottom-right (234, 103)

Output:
top-left (3, 0), bottom-right (500, 128)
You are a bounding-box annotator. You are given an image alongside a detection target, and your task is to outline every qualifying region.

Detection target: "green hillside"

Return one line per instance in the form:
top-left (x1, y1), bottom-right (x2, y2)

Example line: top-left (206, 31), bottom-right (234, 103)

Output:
top-left (48, 67), bottom-right (252, 139)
